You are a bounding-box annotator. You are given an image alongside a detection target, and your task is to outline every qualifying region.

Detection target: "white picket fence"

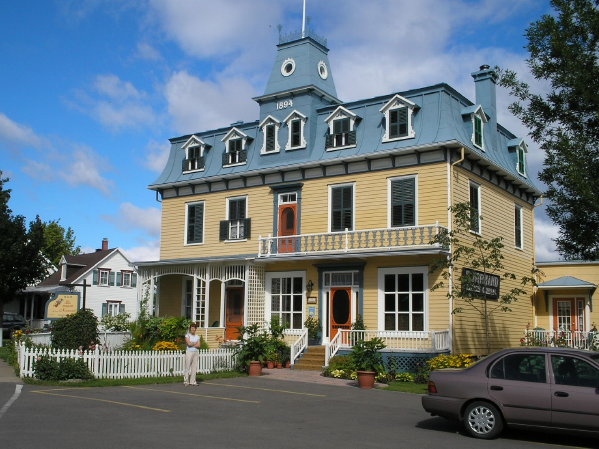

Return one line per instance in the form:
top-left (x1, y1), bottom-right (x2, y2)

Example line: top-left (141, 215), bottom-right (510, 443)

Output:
top-left (18, 343), bottom-right (238, 379)
top-left (27, 331), bottom-right (131, 350)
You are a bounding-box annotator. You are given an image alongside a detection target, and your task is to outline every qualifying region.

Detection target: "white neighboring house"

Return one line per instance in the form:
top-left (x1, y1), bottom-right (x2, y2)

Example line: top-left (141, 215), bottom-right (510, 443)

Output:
top-left (31, 238), bottom-right (139, 326)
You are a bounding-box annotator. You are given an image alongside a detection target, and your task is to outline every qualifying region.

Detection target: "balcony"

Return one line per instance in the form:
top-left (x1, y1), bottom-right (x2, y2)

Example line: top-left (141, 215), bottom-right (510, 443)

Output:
top-left (182, 156), bottom-right (205, 172)
top-left (222, 150), bottom-right (247, 166)
top-left (258, 224), bottom-right (448, 258)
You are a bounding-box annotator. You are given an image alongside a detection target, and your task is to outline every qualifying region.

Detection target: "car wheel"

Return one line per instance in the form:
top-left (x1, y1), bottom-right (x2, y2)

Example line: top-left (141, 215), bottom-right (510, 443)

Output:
top-left (463, 401), bottom-right (504, 439)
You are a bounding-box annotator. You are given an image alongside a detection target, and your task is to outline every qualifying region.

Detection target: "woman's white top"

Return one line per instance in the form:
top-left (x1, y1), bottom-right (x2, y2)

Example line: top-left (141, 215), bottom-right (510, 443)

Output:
top-left (186, 333), bottom-right (200, 352)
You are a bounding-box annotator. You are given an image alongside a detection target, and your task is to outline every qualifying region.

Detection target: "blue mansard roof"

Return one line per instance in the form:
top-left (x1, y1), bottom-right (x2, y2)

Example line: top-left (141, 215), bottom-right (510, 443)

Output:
top-left (150, 33), bottom-right (541, 199)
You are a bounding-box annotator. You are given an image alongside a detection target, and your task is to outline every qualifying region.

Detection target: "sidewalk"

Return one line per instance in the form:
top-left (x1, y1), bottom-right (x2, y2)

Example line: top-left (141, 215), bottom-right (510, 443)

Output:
top-left (259, 367), bottom-right (383, 388)
top-left (0, 358), bottom-right (21, 383)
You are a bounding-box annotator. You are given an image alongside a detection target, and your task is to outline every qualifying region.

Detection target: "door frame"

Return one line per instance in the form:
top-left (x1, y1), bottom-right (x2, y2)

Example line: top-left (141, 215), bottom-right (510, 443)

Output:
top-left (224, 286), bottom-right (245, 340)
top-left (329, 286), bottom-right (353, 341)
top-left (550, 296), bottom-right (588, 332)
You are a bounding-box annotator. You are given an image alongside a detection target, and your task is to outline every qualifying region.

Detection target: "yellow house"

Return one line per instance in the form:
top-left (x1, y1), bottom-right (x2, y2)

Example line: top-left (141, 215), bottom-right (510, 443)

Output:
top-left (136, 28), bottom-right (540, 363)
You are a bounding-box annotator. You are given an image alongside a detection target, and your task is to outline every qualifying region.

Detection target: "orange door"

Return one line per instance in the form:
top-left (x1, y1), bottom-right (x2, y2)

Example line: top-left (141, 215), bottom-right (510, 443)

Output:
top-left (278, 204), bottom-right (297, 253)
top-left (225, 287), bottom-right (244, 340)
top-left (330, 287), bottom-right (352, 340)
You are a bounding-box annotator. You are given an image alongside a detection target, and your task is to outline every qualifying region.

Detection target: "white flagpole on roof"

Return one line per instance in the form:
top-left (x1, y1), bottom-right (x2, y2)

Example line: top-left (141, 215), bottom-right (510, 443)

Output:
top-left (302, 0), bottom-right (307, 38)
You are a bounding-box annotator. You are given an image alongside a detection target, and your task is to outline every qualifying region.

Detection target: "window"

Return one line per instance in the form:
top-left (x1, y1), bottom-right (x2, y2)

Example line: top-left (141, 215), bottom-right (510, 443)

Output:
top-left (517, 146), bottom-right (527, 176)
top-left (267, 273), bottom-right (304, 329)
top-left (552, 355), bottom-right (599, 388)
top-left (514, 205), bottom-right (523, 249)
top-left (325, 106), bottom-right (358, 150)
top-left (220, 196), bottom-right (250, 240)
top-left (491, 353), bottom-right (546, 383)
top-left (389, 176), bottom-right (416, 227)
top-left (186, 202), bottom-right (205, 244)
top-left (330, 184), bottom-right (354, 232)
top-left (221, 127), bottom-right (248, 166)
top-left (259, 116), bottom-right (280, 154)
top-left (469, 182), bottom-right (481, 234)
top-left (184, 279), bottom-right (193, 320)
top-left (283, 111), bottom-right (307, 150)
top-left (181, 135), bottom-right (208, 172)
top-left (473, 115), bottom-right (483, 148)
top-left (380, 94), bottom-right (417, 142)
top-left (102, 301), bottom-right (124, 317)
top-left (379, 267), bottom-right (427, 331)
top-left (99, 269), bottom-right (110, 286)
top-left (120, 271), bottom-right (132, 287)
top-left (290, 119), bottom-right (301, 147)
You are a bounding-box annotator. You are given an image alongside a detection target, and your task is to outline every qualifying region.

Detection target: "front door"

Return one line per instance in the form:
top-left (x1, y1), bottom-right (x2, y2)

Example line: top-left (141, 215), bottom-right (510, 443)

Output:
top-left (278, 203), bottom-right (297, 253)
top-left (553, 298), bottom-right (585, 332)
top-left (330, 287), bottom-right (352, 340)
top-left (225, 287), bottom-right (244, 340)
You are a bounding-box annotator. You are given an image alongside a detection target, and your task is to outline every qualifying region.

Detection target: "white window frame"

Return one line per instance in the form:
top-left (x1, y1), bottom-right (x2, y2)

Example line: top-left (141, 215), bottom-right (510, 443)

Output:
top-left (185, 201), bottom-right (205, 246)
top-left (325, 106), bottom-right (358, 151)
top-left (226, 195), bottom-right (248, 241)
top-left (514, 204), bottom-right (523, 250)
top-left (259, 115), bottom-right (281, 154)
top-left (380, 94), bottom-right (416, 142)
top-left (377, 266), bottom-right (428, 332)
top-left (328, 182), bottom-right (356, 233)
top-left (387, 174), bottom-right (418, 228)
top-left (105, 301), bottom-right (121, 317)
top-left (469, 181), bottom-right (482, 235)
top-left (221, 127), bottom-right (249, 167)
top-left (516, 143), bottom-right (527, 176)
top-left (283, 110), bottom-right (307, 151)
top-left (472, 112), bottom-right (485, 150)
top-left (99, 269), bottom-right (110, 287)
top-left (121, 271), bottom-right (132, 287)
top-left (181, 135), bottom-right (208, 173)
top-left (278, 192), bottom-right (297, 204)
top-left (265, 271), bottom-right (306, 330)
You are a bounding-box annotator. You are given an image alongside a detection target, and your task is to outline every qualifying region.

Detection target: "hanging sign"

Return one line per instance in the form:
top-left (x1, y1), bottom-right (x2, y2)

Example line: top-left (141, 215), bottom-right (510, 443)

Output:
top-left (461, 268), bottom-right (500, 300)
top-left (45, 292), bottom-right (80, 319)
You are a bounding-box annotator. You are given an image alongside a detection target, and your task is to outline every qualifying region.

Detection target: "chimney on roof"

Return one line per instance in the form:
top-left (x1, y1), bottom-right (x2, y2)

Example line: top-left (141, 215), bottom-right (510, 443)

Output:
top-left (102, 238), bottom-right (109, 251)
top-left (471, 64), bottom-right (498, 149)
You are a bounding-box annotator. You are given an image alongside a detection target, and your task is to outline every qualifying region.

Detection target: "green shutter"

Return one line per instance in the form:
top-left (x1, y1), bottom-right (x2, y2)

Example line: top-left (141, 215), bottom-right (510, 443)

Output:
top-left (116, 272), bottom-right (122, 286)
top-left (244, 218), bottom-right (251, 239)
top-left (391, 178), bottom-right (416, 227)
top-left (101, 303), bottom-right (107, 317)
top-left (93, 269), bottom-right (98, 285)
top-left (109, 271), bottom-right (115, 286)
top-left (219, 220), bottom-right (228, 241)
top-left (131, 273), bottom-right (137, 287)
top-left (119, 304), bottom-right (125, 314)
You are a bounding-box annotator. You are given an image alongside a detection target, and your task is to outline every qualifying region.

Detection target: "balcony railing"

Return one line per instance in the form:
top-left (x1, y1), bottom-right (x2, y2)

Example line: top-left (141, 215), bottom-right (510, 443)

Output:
top-left (222, 150), bottom-right (247, 166)
top-left (182, 156), bottom-right (205, 172)
top-left (325, 130), bottom-right (356, 149)
top-left (258, 224), bottom-right (447, 258)
top-left (522, 329), bottom-right (599, 350)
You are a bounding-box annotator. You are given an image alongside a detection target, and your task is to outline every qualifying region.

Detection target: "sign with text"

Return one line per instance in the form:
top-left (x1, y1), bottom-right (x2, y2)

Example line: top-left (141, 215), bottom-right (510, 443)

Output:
top-left (45, 292), bottom-right (80, 319)
top-left (461, 268), bottom-right (500, 300)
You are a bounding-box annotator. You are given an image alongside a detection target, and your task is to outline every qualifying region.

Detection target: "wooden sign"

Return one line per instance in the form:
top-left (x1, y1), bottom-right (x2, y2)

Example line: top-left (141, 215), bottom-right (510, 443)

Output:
top-left (45, 292), bottom-right (80, 319)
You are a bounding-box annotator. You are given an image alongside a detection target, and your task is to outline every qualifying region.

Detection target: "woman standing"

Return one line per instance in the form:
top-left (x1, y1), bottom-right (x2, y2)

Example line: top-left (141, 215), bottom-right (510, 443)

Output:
top-left (184, 323), bottom-right (201, 386)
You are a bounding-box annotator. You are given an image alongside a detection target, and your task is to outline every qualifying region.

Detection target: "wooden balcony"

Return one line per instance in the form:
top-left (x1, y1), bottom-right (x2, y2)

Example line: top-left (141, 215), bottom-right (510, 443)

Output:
top-left (258, 224), bottom-right (448, 258)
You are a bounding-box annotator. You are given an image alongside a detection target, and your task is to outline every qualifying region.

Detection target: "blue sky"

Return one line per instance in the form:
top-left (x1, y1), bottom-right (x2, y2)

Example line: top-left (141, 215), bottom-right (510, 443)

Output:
top-left (0, 0), bottom-right (557, 262)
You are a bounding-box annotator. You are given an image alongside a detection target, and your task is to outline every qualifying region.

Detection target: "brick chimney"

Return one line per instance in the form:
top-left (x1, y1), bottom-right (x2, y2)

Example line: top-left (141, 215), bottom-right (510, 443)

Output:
top-left (101, 238), bottom-right (109, 251)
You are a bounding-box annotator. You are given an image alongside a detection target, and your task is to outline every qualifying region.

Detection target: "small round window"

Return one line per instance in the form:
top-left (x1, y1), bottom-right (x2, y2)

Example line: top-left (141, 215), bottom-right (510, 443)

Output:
top-left (281, 58), bottom-right (296, 77)
top-left (318, 60), bottom-right (328, 79)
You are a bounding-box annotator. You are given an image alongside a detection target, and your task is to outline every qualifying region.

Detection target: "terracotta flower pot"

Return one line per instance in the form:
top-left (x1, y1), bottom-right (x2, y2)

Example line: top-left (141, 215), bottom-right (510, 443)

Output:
top-left (357, 370), bottom-right (376, 389)
top-left (285, 361), bottom-right (291, 368)
top-left (276, 362), bottom-right (283, 369)
top-left (248, 361), bottom-right (262, 376)
top-left (267, 361), bottom-right (275, 369)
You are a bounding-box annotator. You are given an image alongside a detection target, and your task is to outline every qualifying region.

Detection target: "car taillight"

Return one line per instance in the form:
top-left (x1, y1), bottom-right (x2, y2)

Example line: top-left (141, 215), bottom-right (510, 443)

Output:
top-left (428, 380), bottom-right (437, 394)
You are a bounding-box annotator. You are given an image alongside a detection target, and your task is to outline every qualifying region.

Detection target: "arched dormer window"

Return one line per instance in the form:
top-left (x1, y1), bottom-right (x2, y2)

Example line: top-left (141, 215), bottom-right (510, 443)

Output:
top-left (461, 105), bottom-right (487, 150)
top-left (283, 110), bottom-right (307, 151)
top-left (508, 138), bottom-right (528, 177)
top-left (325, 106), bottom-right (358, 150)
top-left (222, 127), bottom-right (250, 166)
top-left (182, 135), bottom-right (210, 172)
top-left (380, 94), bottom-right (417, 142)
top-left (259, 115), bottom-right (281, 154)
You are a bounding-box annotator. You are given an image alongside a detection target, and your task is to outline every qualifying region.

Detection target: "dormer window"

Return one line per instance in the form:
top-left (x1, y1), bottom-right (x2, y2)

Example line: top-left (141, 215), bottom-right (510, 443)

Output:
top-left (508, 138), bottom-right (528, 177)
top-left (181, 135), bottom-right (209, 172)
top-left (461, 105), bottom-right (487, 151)
top-left (283, 110), bottom-right (307, 151)
top-left (222, 127), bottom-right (249, 166)
top-left (325, 106), bottom-right (358, 150)
top-left (380, 94), bottom-right (417, 142)
top-left (259, 115), bottom-right (280, 154)
top-left (473, 115), bottom-right (483, 147)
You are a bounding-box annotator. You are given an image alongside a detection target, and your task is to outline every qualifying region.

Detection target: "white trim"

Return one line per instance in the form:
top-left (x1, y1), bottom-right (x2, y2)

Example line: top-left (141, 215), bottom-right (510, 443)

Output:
top-left (514, 204), bottom-right (523, 250)
top-left (265, 271), bottom-right (306, 329)
top-left (469, 181), bottom-right (482, 235)
top-left (328, 182), bottom-right (356, 233)
top-left (184, 200), bottom-right (205, 246)
top-left (324, 105), bottom-right (357, 124)
top-left (221, 127), bottom-right (248, 142)
top-left (317, 60), bottom-right (328, 80)
top-left (377, 266), bottom-right (428, 332)
top-left (283, 110), bottom-right (307, 151)
top-left (259, 115), bottom-right (281, 154)
top-left (387, 174), bottom-right (418, 228)
top-left (516, 143), bottom-right (528, 177)
top-left (380, 94), bottom-right (417, 142)
top-left (181, 135), bottom-right (205, 151)
top-left (281, 58), bottom-right (296, 77)
top-left (472, 113), bottom-right (485, 150)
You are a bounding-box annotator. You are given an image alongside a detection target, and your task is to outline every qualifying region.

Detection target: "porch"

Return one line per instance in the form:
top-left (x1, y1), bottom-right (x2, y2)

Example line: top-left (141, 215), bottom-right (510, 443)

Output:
top-left (522, 329), bottom-right (599, 350)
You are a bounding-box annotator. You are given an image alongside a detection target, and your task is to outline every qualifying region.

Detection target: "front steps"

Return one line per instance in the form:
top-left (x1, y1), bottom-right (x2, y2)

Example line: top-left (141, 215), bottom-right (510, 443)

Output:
top-left (293, 345), bottom-right (326, 371)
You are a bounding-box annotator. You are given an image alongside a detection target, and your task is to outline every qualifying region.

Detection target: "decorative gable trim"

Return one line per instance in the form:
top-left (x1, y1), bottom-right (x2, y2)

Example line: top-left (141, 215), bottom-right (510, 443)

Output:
top-left (325, 106), bottom-right (359, 151)
top-left (221, 127), bottom-right (249, 143)
top-left (380, 94), bottom-right (418, 142)
top-left (259, 115), bottom-right (281, 154)
top-left (324, 105), bottom-right (357, 125)
top-left (182, 135), bottom-right (210, 173)
top-left (283, 110), bottom-right (307, 151)
top-left (379, 94), bottom-right (417, 113)
top-left (222, 127), bottom-right (250, 167)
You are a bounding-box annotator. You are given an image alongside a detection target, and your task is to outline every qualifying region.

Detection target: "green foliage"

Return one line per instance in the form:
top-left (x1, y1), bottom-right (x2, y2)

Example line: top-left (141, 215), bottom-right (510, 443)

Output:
top-left (33, 355), bottom-right (93, 381)
top-left (394, 372), bottom-right (415, 382)
top-left (322, 355), bottom-right (356, 378)
top-left (304, 316), bottom-right (320, 340)
top-left (234, 323), bottom-right (270, 371)
top-left (352, 314), bottom-right (366, 331)
top-left (268, 316), bottom-right (287, 339)
top-left (100, 312), bottom-right (131, 331)
top-left (429, 202), bottom-right (537, 354)
top-left (158, 316), bottom-right (191, 342)
top-left (51, 309), bottom-right (99, 350)
top-left (497, 0), bottom-right (599, 260)
top-left (41, 219), bottom-right (80, 267)
top-left (349, 337), bottom-right (386, 373)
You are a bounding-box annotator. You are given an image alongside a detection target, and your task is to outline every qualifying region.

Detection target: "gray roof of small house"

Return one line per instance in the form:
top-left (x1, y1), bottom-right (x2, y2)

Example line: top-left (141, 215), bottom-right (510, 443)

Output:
top-left (537, 276), bottom-right (597, 289)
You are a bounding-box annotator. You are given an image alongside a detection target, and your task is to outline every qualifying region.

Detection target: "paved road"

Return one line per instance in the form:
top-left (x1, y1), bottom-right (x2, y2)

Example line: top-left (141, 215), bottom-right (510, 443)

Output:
top-left (1, 378), bottom-right (597, 449)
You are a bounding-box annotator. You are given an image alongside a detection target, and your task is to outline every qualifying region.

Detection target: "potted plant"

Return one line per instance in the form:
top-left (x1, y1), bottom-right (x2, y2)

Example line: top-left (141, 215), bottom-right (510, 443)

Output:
top-left (304, 316), bottom-right (321, 345)
top-left (349, 337), bottom-right (386, 389)
top-left (235, 324), bottom-right (269, 376)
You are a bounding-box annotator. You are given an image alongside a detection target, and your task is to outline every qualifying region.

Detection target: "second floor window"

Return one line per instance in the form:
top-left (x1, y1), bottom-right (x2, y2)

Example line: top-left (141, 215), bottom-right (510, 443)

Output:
top-left (330, 184), bottom-right (354, 232)
top-left (390, 177), bottom-right (416, 227)
top-left (220, 197), bottom-right (250, 240)
top-left (473, 115), bottom-right (483, 148)
top-left (469, 182), bottom-right (481, 234)
top-left (186, 202), bottom-right (205, 244)
top-left (515, 205), bottom-right (523, 249)
top-left (99, 269), bottom-right (110, 286)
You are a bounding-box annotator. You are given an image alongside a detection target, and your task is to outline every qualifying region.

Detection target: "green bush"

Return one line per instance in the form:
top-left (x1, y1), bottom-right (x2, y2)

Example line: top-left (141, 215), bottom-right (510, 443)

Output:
top-left (100, 312), bottom-right (131, 331)
top-left (158, 316), bottom-right (191, 343)
top-left (235, 324), bottom-right (270, 371)
top-left (349, 337), bottom-right (386, 372)
top-left (34, 355), bottom-right (93, 381)
top-left (51, 309), bottom-right (99, 350)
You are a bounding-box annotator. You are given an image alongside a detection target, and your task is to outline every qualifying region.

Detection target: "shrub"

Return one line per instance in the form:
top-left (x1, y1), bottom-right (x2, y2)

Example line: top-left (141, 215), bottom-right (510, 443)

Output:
top-left (394, 372), bottom-right (414, 382)
top-left (152, 341), bottom-right (182, 351)
top-left (235, 324), bottom-right (270, 371)
top-left (349, 337), bottom-right (386, 372)
top-left (51, 309), bottom-right (99, 350)
top-left (158, 316), bottom-right (191, 342)
top-left (428, 353), bottom-right (475, 370)
top-left (100, 312), bottom-right (131, 331)
top-left (34, 355), bottom-right (93, 381)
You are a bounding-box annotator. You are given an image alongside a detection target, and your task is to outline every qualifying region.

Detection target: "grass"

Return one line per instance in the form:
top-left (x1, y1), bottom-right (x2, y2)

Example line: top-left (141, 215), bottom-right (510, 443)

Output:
top-left (383, 381), bottom-right (428, 394)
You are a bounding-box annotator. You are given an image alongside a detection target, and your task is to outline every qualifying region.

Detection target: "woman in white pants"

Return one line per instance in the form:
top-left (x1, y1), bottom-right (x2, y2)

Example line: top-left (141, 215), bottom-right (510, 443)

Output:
top-left (184, 323), bottom-right (200, 386)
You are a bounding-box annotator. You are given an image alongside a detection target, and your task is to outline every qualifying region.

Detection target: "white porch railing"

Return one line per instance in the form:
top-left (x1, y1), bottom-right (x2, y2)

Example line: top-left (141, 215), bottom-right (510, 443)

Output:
top-left (287, 329), bottom-right (308, 366)
top-left (325, 329), bottom-right (451, 367)
top-left (258, 224), bottom-right (448, 258)
top-left (522, 329), bottom-right (599, 350)
top-left (17, 343), bottom-right (237, 379)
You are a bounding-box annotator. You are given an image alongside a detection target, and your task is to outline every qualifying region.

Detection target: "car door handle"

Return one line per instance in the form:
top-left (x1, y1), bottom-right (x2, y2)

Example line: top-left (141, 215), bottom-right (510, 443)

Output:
top-left (490, 385), bottom-right (503, 391)
top-left (554, 391), bottom-right (569, 397)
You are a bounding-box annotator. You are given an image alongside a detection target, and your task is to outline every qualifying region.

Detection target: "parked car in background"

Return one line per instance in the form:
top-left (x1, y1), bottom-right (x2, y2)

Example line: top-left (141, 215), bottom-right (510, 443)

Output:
top-left (2, 312), bottom-right (27, 339)
top-left (422, 347), bottom-right (599, 439)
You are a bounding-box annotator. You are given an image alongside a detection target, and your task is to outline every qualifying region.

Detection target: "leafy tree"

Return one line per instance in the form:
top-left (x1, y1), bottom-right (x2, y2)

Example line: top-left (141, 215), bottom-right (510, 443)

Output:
top-left (41, 220), bottom-right (80, 267)
top-left (498, 0), bottom-right (599, 260)
top-left (0, 172), bottom-right (47, 346)
top-left (430, 203), bottom-right (537, 354)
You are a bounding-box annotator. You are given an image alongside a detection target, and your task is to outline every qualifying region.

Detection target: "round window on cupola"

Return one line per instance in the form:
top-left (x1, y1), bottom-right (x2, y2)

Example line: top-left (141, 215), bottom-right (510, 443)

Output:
top-left (281, 58), bottom-right (296, 77)
top-left (318, 60), bottom-right (328, 80)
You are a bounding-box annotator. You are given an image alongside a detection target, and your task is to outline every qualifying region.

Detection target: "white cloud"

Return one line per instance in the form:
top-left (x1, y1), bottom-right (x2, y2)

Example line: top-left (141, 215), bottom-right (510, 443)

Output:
top-left (164, 70), bottom-right (257, 133)
top-left (535, 216), bottom-right (560, 262)
top-left (21, 160), bottom-right (54, 181)
top-left (94, 74), bottom-right (145, 100)
top-left (106, 202), bottom-right (161, 237)
top-left (135, 42), bottom-right (162, 61)
top-left (60, 145), bottom-right (114, 194)
top-left (122, 240), bottom-right (160, 262)
top-left (144, 139), bottom-right (170, 173)
top-left (0, 113), bottom-right (44, 149)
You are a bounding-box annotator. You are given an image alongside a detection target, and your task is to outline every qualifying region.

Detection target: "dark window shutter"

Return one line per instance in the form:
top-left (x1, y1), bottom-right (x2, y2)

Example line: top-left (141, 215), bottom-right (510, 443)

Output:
top-left (187, 203), bottom-right (204, 244)
top-left (515, 207), bottom-right (522, 248)
top-left (119, 304), bottom-right (125, 314)
top-left (93, 269), bottom-right (98, 285)
top-left (132, 273), bottom-right (137, 288)
top-left (244, 218), bottom-right (251, 239)
top-left (101, 303), bottom-right (107, 317)
top-left (391, 178), bottom-right (416, 227)
top-left (182, 159), bottom-right (188, 171)
top-left (116, 272), bottom-right (122, 286)
top-left (470, 184), bottom-right (480, 233)
top-left (348, 129), bottom-right (356, 145)
top-left (219, 220), bottom-right (229, 241)
top-left (331, 186), bottom-right (353, 231)
top-left (109, 271), bottom-right (115, 286)
top-left (265, 125), bottom-right (275, 151)
top-left (325, 133), bottom-right (333, 148)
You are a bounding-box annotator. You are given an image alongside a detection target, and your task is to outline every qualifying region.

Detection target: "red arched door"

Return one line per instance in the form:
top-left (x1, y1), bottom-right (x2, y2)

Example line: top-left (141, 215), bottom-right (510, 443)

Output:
top-left (330, 287), bottom-right (352, 340)
top-left (278, 204), bottom-right (297, 253)
top-left (225, 287), bottom-right (244, 340)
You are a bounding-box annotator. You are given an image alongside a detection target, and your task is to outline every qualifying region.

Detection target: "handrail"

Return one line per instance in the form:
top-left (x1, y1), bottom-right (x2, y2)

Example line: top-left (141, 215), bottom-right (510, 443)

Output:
top-left (325, 331), bottom-right (343, 367)
top-left (289, 328), bottom-right (308, 366)
top-left (522, 329), bottom-right (599, 350)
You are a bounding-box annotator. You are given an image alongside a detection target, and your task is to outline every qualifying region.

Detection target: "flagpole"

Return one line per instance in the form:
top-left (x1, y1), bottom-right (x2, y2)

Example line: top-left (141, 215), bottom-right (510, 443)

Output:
top-left (301, 0), bottom-right (306, 38)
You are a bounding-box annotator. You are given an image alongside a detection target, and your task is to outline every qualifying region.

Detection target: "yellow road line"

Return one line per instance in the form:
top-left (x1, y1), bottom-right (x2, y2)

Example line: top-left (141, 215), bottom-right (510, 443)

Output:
top-left (202, 382), bottom-right (327, 397)
top-left (123, 386), bottom-right (260, 404)
top-left (31, 390), bottom-right (170, 413)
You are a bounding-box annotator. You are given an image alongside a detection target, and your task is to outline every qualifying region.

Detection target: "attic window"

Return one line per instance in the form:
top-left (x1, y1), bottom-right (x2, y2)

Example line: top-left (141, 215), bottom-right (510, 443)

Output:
top-left (222, 127), bottom-right (249, 166)
top-left (517, 145), bottom-right (527, 176)
top-left (283, 110), bottom-right (307, 151)
top-left (380, 94), bottom-right (417, 142)
top-left (181, 135), bottom-right (209, 173)
top-left (474, 115), bottom-right (483, 148)
top-left (259, 116), bottom-right (281, 154)
top-left (325, 106), bottom-right (358, 150)
top-left (462, 105), bottom-right (487, 151)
